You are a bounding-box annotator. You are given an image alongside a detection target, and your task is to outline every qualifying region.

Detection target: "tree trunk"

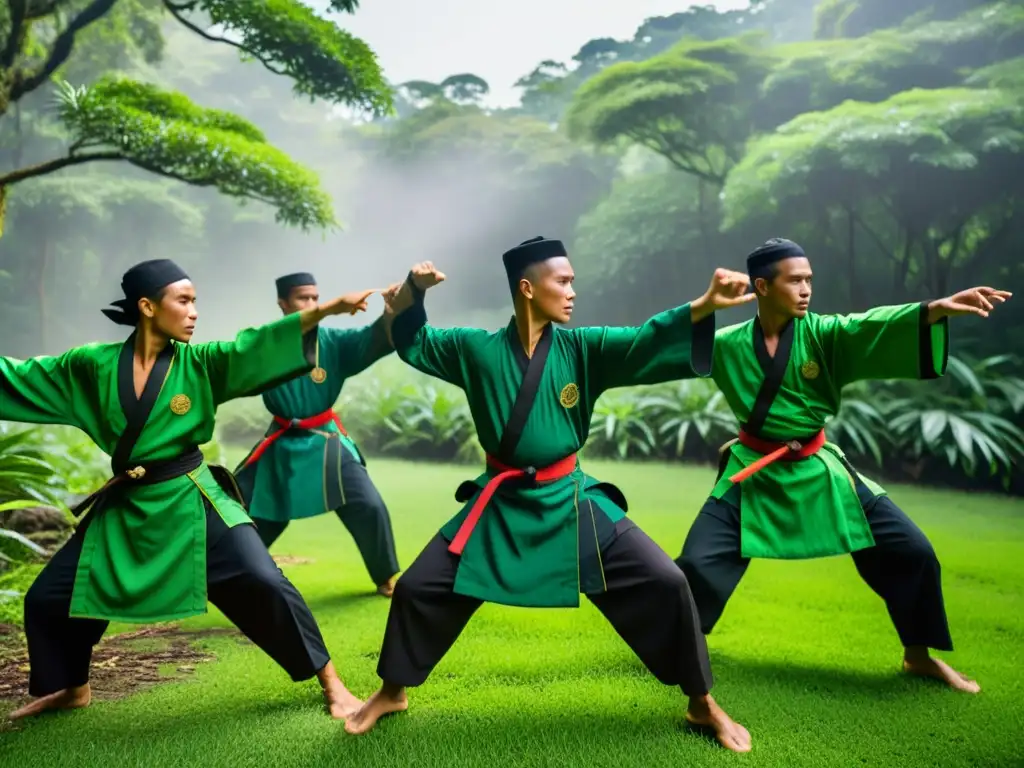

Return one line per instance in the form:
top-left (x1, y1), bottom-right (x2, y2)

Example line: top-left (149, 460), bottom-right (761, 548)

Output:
top-left (697, 180), bottom-right (713, 272)
top-left (894, 229), bottom-right (913, 302)
top-left (845, 206), bottom-right (861, 308)
top-left (38, 228), bottom-right (50, 351)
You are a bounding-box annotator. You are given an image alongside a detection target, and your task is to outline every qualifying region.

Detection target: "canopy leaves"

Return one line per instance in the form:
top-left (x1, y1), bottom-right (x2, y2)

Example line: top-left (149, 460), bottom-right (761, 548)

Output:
top-left (47, 77), bottom-right (335, 228)
top-left (721, 87), bottom-right (1024, 228)
top-left (761, 2), bottom-right (1024, 129)
top-left (0, 0), bottom-right (393, 235)
top-left (565, 36), bottom-right (771, 182)
top-left (168, 0), bottom-right (393, 116)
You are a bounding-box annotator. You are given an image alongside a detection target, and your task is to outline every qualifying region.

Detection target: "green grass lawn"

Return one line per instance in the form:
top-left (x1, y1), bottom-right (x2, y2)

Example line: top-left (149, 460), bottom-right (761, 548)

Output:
top-left (2, 458), bottom-right (1023, 768)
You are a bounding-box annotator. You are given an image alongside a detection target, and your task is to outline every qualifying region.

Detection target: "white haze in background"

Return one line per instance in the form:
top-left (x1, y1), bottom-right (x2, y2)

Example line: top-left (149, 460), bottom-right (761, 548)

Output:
top-left (331, 0), bottom-right (751, 108)
top-left (25, 2), bottom-right (750, 350)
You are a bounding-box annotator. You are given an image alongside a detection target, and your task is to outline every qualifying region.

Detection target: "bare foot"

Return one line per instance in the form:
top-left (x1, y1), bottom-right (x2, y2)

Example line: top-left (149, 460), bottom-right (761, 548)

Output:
top-left (323, 682), bottom-right (363, 719)
top-left (8, 684), bottom-right (92, 720)
top-left (344, 685), bottom-right (408, 734)
top-left (685, 694), bottom-right (752, 753)
top-left (376, 575), bottom-right (397, 598)
top-left (904, 655), bottom-right (980, 693)
top-left (315, 661), bottom-right (363, 719)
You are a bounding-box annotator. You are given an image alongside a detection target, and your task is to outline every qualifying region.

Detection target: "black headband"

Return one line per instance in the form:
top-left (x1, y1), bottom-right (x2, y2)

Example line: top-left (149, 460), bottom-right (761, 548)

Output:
top-left (101, 259), bottom-right (190, 327)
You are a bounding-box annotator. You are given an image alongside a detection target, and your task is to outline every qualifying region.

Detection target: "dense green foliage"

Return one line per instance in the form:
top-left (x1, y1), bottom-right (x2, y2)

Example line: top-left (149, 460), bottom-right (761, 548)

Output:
top-left (0, 0), bottom-right (1020, 495)
top-left (208, 352), bottom-right (1024, 494)
top-left (0, 0), bottom-right (392, 230)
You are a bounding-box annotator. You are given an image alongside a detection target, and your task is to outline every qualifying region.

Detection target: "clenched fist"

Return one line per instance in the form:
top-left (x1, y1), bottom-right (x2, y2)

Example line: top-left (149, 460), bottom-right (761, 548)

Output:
top-left (410, 261), bottom-right (446, 291)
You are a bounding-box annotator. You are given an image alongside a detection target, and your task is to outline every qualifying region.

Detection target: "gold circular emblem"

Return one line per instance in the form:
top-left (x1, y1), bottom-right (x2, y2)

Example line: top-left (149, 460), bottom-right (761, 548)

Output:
top-left (169, 394), bottom-right (191, 415)
top-left (310, 367), bottom-right (327, 384)
top-left (800, 361), bottom-right (820, 380)
top-left (559, 382), bottom-right (579, 409)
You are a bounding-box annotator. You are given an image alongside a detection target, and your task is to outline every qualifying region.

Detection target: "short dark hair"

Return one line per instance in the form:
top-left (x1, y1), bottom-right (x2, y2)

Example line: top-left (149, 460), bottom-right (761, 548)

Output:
top-left (750, 262), bottom-right (779, 285)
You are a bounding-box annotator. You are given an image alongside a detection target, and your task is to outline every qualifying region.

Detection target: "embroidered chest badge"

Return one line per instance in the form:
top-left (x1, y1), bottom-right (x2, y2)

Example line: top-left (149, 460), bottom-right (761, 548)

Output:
top-left (560, 382), bottom-right (579, 408)
top-left (169, 394), bottom-right (192, 415)
top-left (800, 361), bottom-right (820, 380)
top-left (310, 367), bottom-right (327, 384)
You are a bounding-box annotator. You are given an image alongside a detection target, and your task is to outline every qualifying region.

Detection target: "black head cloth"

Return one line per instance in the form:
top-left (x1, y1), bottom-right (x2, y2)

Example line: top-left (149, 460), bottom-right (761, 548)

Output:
top-left (746, 238), bottom-right (806, 277)
top-left (276, 272), bottom-right (317, 300)
top-left (101, 259), bottom-right (190, 327)
top-left (501, 236), bottom-right (567, 295)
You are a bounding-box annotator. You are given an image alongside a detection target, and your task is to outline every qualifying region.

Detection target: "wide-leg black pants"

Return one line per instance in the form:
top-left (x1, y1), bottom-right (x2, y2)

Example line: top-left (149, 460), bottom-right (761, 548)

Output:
top-left (676, 478), bottom-right (953, 651)
top-left (253, 459), bottom-right (400, 587)
top-left (376, 519), bottom-right (714, 696)
top-left (23, 502), bottom-right (331, 697)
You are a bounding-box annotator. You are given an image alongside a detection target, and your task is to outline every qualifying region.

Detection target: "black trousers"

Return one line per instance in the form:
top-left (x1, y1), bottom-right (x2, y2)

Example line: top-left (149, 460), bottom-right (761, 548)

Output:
top-left (676, 479), bottom-right (954, 651)
top-left (377, 519), bottom-right (714, 696)
top-left (253, 460), bottom-right (401, 587)
top-left (23, 503), bottom-right (331, 697)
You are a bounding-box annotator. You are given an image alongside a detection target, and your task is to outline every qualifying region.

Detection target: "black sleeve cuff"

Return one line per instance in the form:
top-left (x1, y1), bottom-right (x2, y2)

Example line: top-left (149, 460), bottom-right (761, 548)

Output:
top-left (917, 301), bottom-right (948, 380)
top-left (690, 312), bottom-right (716, 377)
top-left (392, 272), bottom-right (427, 352)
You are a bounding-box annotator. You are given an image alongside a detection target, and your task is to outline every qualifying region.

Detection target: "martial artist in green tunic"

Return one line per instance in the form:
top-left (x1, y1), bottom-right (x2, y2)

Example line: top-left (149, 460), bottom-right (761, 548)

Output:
top-left (345, 240), bottom-right (757, 754)
top-left (1, 259), bottom-right (378, 720)
top-left (234, 272), bottom-right (401, 596)
top-left (677, 238), bottom-right (1012, 695)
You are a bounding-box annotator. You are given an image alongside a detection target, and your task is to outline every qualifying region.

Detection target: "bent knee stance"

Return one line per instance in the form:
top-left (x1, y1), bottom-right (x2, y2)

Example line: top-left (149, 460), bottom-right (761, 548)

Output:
top-left (391, 570), bottom-right (429, 604)
top-left (652, 559), bottom-right (696, 596)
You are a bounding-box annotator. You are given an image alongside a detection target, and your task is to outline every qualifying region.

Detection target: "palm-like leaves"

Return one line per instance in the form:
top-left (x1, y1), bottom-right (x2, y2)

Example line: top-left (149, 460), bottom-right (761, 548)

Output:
top-left (642, 380), bottom-right (738, 457)
top-left (839, 355), bottom-right (1024, 484)
top-left (589, 391), bottom-right (658, 459)
top-left (0, 426), bottom-right (67, 507)
top-left (205, 353), bottom-right (1022, 489)
top-left (825, 383), bottom-right (888, 466)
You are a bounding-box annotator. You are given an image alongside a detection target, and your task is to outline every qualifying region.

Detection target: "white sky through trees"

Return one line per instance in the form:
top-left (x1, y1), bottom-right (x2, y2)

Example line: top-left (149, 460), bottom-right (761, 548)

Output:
top-left (334, 0), bottom-right (751, 107)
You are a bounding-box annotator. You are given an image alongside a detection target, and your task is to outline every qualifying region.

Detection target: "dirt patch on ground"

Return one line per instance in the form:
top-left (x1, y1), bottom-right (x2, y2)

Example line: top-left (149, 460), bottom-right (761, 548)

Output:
top-left (0, 624), bottom-right (240, 720)
top-left (272, 555), bottom-right (315, 565)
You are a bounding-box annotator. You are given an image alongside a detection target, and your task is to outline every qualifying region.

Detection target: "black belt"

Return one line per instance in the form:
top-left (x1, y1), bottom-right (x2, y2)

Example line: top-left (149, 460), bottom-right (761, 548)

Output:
top-left (70, 448), bottom-right (204, 518)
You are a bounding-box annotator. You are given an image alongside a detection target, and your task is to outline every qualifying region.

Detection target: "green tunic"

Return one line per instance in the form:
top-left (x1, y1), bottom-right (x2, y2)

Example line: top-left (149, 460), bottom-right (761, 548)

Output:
top-left (0, 313), bottom-right (316, 622)
top-left (236, 319), bottom-right (393, 522)
top-left (709, 302), bottom-right (948, 560)
top-left (392, 293), bottom-right (715, 608)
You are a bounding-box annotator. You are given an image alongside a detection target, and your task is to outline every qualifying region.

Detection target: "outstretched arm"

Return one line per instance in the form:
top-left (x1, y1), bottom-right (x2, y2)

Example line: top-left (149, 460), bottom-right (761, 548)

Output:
top-left (824, 286), bottom-right (1012, 388)
top-left (384, 262), bottom-right (476, 389)
top-left (324, 313), bottom-right (394, 379)
top-left (196, 287), bottom-right (381, 405)
top-left (578, 268), bottom-right (755, 394)
top-left (0, 349), bottom-right (90, 428)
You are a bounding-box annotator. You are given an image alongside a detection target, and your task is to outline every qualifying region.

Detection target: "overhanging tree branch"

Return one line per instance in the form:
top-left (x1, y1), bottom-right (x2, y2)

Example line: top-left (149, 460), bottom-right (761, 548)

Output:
top-left (25, 0), bottom-right (63, 18)
top-left (0, 150), bottom-right (124, 187)
top-left (2, 0), bottom-right (28, 69)
top-left (9, 0), bottom-right (119, 102)
top-left (125, 158), bottom-right (281, 208)
top-left (162, 1), bottom-right (287, 77)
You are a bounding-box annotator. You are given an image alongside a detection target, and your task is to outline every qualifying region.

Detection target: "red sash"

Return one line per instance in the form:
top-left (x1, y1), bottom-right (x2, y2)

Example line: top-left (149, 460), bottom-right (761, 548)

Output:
top-left (728, 429), bottom-right (827, 484)
top-left (243, 409), bottom-right (347, 467)
top-left (448, 453), bottom-right (579, 555)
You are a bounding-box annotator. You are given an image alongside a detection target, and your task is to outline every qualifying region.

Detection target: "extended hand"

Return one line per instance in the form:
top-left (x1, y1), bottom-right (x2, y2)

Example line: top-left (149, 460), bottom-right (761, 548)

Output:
top-left (331, 289), bottom-right (380, 316)
top-left (410, 261), bottom-right (446, 291)
top-left (381, 282), bottom-right (403, 314)
top-left (704, 268), bottom-right (756, 310)
top-left (930, 286), bottom-right (1012, 320)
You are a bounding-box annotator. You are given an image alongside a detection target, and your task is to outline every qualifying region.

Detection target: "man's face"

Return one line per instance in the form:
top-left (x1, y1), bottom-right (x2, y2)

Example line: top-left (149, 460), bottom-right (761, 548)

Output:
top-left (278, 285), bottom-right (319, 314)
top-left (142, 279), bottom-right (198, 342)
top-left (756, 256), bottom-right (812, 318)
top-left (520, 257), bottom-right (576, 324)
